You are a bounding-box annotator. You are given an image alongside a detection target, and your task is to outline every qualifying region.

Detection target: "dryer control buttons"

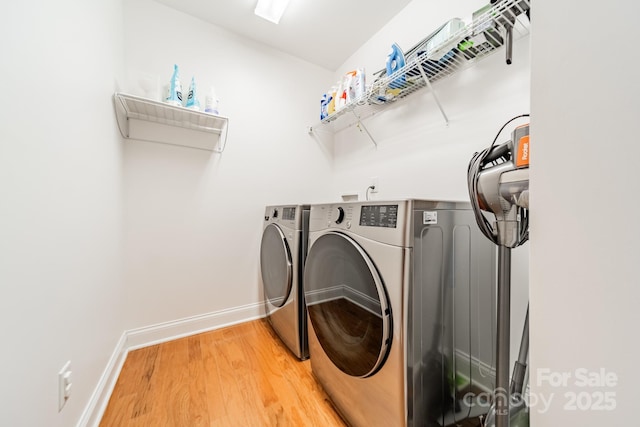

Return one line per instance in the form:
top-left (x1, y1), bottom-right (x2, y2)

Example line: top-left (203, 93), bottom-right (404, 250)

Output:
top-left (272, 208), bottom-right (278, 219)
top-left (332, 207), bottom-right (345, 224)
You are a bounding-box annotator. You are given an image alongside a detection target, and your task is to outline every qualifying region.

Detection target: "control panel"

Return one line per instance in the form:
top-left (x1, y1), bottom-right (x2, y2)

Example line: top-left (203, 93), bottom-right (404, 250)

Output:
top-left (264, 206), bottom-right (298, 227)
top-left (282, 207), bottom-right (296, 221)
top-left (359, 204), bottom-right (398, 228)
top-left (319, 204), bottom-right (399, 229)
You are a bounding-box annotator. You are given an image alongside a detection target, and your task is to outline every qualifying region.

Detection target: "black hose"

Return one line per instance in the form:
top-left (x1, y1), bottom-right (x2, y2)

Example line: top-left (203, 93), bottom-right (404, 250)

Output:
top-left (466, 114), bottom-right (530, 246)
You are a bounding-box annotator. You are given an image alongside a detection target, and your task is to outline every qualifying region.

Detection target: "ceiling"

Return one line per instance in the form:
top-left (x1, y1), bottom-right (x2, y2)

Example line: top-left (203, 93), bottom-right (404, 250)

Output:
top-left (154, 0), bottom-right (413, 71)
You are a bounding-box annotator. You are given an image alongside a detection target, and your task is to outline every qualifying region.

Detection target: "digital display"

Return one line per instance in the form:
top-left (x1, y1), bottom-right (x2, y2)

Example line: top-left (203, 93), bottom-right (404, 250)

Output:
top-left (282, 207), bottom-right (296, 221)
top-left (359, 205), bottom-right (398, 228)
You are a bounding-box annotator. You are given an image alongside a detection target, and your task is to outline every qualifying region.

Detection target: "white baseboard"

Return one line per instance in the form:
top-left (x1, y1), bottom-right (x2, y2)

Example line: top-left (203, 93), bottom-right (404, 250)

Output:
top-left (126, 301), bottom-right (266, 351)
top-left (76, 332), bottom-right (128, 427)
top-left (78, 301), bottom-right (266, 427)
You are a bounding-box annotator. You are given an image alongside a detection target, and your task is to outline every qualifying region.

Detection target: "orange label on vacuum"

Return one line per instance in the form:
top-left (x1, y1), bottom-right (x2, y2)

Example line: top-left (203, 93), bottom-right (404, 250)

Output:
top-left (516, 135), bottom-right (530, 168)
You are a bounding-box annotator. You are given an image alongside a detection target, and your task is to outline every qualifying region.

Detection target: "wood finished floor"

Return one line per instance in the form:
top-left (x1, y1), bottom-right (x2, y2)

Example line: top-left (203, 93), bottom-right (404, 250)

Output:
top-left (99, 319), bottom-right (347, 427)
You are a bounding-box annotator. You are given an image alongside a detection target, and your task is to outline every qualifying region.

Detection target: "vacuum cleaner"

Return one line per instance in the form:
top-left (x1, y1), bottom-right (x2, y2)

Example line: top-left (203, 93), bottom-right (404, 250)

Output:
top-left (467, 115), bottom-right (530, 427)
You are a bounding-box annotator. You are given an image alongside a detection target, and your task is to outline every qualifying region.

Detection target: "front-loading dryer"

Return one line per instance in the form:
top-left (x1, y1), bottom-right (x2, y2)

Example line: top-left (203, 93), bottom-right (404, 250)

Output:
top-left (303, 200), bottom-right (497, 426)
top-left (260, 205), bottom-right (310, 360)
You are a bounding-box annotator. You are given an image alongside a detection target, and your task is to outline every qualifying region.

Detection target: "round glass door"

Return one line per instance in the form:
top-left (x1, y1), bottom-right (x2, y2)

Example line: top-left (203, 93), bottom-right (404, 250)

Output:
top-left (260, 224), bottom-right (293, 308)
top-left (304, 231), bottom-right (391, 377)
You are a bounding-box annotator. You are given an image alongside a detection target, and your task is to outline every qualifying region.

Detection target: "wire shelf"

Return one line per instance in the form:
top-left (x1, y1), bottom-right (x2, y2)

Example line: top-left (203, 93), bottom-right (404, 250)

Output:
top-left (313, 0), bottom-right (530, 135)
top-left (114, 92), bottom-right (229, 152)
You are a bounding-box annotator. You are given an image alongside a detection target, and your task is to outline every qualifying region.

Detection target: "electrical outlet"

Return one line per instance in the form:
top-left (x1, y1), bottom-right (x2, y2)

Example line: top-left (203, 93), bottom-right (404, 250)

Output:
top-left (58, 361), bottom-right (72, 411)
top-left (370, 176), bottom-right (379, 193)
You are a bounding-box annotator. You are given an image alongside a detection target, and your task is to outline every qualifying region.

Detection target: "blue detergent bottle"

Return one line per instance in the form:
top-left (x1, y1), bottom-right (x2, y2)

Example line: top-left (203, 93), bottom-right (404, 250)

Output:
top-left (320, 93), bottom-right (332, 120)
top-left (386, 43), bottom-right (406, 89)
top-left (164, 64), bottom-right (182, 106)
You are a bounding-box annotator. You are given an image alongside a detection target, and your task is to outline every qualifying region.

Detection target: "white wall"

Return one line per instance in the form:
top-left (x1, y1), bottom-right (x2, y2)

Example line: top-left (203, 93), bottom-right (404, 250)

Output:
top-left (530, 0), bottom-right (640, 425)
top-left (121, 0), bottom-right (335, 329)
top-left (0, 1), bottom-right (125, 426)
top-left (327, 0), bottom-right (531, 367)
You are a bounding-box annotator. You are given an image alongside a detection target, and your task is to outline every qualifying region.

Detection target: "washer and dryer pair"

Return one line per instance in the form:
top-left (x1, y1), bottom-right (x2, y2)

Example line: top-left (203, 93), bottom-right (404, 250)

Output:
top-left (260, 200), bottom-right (497, 427)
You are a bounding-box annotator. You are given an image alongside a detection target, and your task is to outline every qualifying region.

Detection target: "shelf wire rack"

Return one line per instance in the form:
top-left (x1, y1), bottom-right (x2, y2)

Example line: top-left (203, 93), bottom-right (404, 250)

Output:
top-left (312, 0), bottom-right (530, 137)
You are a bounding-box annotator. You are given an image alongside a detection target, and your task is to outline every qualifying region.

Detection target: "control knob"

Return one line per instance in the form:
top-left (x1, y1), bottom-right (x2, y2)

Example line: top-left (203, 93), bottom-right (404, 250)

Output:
top-left (332, 207), bottom-right (345, 224)
top-left (272, 208), bottom-right (278, 218)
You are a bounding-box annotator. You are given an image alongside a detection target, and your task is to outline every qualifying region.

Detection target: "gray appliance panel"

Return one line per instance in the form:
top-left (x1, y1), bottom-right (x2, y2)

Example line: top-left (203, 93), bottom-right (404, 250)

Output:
top-left (408, 208), bottom-right (497, 426)
top-left (305, 200), bottom-right (496, 426)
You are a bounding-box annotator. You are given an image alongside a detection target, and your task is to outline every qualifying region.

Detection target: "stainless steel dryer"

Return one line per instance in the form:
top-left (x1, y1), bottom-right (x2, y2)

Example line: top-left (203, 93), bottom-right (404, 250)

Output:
top-left (260, 205), bottom-right (310, 360)
top-left (303, 200), bottom-right (497, 427)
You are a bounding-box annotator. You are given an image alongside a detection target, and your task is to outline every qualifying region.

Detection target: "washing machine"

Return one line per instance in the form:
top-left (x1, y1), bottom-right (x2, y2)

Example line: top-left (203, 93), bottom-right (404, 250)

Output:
top-left (303, 200), bottom-right (497, 427)
top-left (260, 205), bottom-right (310, 360)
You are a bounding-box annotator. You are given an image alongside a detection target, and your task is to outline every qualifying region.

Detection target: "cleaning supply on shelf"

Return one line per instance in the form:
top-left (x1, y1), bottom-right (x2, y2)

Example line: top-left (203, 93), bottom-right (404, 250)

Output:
top-left (386, 43), bottom-right (406, 89)
top-left (425, 18), bottom-right (465, 60)
top-left (320, 92), bottom-right (332, 120)
top-left (352, 68), bottom-right (366, 101)
top-left (458, 4), bottom-right (504, 60)
top-left (344, 71), bottom-right (355, 104)
top-left (339, 77), bottom-right (348, 107)
top-left (345, 69), bottom-right (366, 104)
top-left (326, 68), bottom-right (367, 112)
top-left (334, 79), bottom-right (345, 112)
top-left (164, 64), bottom-right (182, 106)
top-left (185, 76), bottom-right (200, 110)
top-left (328, 85), bottom-right (337, 115)
top-left (204, 86), bottom-right (219, 115)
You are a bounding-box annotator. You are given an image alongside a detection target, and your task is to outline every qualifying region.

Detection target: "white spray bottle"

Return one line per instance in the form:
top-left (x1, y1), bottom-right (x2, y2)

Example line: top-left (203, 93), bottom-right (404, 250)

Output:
top-left (204, 86), bottom-right (219, 115)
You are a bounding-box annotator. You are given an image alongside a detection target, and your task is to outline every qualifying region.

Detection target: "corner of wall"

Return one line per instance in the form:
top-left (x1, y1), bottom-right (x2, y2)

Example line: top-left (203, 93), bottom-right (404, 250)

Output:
top-left (77, 302), bottom-right (266, 426)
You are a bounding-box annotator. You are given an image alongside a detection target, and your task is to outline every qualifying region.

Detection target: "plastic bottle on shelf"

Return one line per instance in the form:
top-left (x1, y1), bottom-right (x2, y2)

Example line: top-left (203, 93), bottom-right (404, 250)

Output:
top-left (328, 85), bottom-right (337, 115)
top-left (353, 68), bottom-right (366, 101)
top-left (185, 76), bottom-right (200, 110)
top-left (334, 79), bottom-right (344, 112)
top-left (320, 93), bottom-right (332, 120)
top-left (344, 71), bottom-right (356, 104)
top-left (164, 64), bottom-right (182, 106)
top-left (204, 86), bottom-right (219, 115)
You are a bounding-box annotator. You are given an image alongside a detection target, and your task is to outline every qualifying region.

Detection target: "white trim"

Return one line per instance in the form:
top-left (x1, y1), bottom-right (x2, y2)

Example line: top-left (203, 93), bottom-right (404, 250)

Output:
top-left (126, 301), bottom-right (266, 350)
top-left (76, 332), bottom-right (128, 427)
top-left (78, 301), bottom-right (266, 427)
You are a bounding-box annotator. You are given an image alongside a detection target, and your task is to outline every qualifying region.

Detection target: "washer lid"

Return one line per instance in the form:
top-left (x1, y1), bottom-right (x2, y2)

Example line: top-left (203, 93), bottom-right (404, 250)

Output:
top-left (304, 231), bottom-right (392, 377)
top-left (260, 223), bottom-right (293, 308)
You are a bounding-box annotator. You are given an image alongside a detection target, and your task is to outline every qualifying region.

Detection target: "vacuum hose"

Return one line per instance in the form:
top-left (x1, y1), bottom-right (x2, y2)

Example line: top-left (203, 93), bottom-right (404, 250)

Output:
top-left (467, 115), bottom-right (530, 248)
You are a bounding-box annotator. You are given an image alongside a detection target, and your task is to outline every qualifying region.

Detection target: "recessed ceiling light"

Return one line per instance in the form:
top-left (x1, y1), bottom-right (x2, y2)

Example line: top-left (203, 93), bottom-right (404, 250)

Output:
top-left (254, 0), bottom-right (291, 24)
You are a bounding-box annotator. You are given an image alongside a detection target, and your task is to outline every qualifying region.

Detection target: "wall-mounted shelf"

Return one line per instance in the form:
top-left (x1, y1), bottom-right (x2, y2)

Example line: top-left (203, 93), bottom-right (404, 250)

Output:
top-left (309, 0), bottom-right (530, 144)
top-left (114, 92), bottom-right (229, 152)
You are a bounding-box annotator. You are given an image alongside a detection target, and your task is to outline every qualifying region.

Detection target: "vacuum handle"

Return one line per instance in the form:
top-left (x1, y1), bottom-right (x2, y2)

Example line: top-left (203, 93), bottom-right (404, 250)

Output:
top-left (483, 141), bottom-right (510, 164)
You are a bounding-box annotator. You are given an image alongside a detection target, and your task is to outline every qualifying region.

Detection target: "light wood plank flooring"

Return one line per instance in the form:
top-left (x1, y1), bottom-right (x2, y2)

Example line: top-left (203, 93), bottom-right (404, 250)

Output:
top-left (99, 319), bottom-right (347, 427)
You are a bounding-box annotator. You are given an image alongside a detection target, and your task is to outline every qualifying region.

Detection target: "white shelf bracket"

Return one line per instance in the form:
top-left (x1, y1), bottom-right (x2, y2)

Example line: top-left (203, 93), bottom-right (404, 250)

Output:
top-left (417, 65), bottom-right (449, 125)
top-left (214, 118), bottom-right (229, 153)
top-left (351, 110), bottom-right (377, 147)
